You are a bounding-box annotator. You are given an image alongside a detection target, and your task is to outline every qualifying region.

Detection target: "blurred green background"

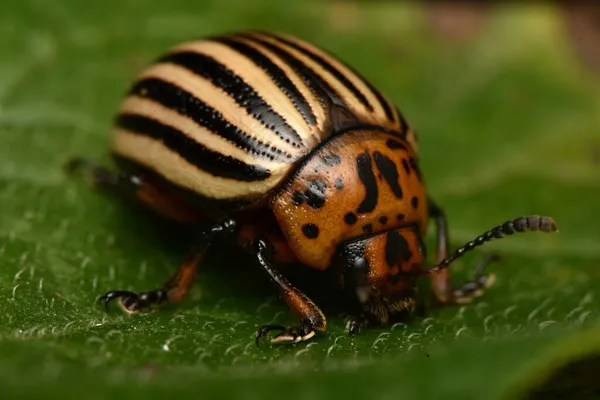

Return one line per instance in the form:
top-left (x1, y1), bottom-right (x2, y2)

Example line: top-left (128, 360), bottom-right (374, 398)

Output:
top-left (1, 1), bottom-right (599, 399)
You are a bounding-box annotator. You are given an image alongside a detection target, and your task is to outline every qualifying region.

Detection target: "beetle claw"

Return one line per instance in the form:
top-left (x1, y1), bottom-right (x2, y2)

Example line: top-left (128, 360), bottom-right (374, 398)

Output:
top-left (98, 290), bottom-right (141, 313)
top-left (255, 324), bottom-right (286, 346)
top-left (255, 323), bottom-right (315, 346)
top-left (98, 289), bottom-right (167, 314)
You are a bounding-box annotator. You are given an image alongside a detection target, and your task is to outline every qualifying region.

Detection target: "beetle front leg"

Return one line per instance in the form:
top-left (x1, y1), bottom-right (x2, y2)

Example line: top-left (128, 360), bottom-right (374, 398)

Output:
top-left (427, 198), bottom-right (497, 304)
top-left (254, 238), bottom-right (326, 345)
top-left (99, 218), bottom-right (237, 313)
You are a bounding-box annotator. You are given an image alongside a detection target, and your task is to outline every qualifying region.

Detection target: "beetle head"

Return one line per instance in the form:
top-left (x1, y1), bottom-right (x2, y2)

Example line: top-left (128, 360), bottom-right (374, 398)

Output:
top-left (339, 226), bottom-right (426, 325)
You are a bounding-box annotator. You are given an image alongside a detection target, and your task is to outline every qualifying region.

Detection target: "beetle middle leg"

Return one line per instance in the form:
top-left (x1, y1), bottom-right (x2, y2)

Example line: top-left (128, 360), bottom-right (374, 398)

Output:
top-left (427, 198), bottom-right (499, 304)
top-left (253, 237), bottom-right (326, 345)
top-left (98, 218), bottom-right (237, 313)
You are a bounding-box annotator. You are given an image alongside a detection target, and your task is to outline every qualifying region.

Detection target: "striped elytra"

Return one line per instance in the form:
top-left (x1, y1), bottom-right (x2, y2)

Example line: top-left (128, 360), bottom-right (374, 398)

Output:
top-left (111, 31), bottom-right (414, 211)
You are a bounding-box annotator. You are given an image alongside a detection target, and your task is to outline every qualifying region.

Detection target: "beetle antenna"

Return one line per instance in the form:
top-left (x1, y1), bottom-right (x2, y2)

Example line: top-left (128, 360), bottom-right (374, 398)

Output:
top-left (424, 216), bottom-right (558, 275)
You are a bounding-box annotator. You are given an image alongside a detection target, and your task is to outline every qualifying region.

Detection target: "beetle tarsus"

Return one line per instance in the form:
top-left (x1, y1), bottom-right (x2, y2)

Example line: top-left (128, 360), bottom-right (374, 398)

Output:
top-left (348, 319), bottom-right (360, 336)
top-left (99, 289), bottom-right (167, 313)
top-left (255, 325), bottom-right (286, 346)
top-left (256, 322), bottom-right (315, 345)
top-left (346, 314), bottom-right (371, 336)
top-left (451, 254), bottom-right (500, 303)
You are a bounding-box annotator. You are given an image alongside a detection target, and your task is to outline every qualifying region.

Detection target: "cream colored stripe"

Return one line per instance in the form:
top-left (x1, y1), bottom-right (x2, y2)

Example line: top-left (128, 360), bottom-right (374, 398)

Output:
top-left (171, 40), bottom-right (315, 148)
top-left (270, 32), bottom-right (388, 122)
top-left (253, 33), bottom-right (375, 127)
top-left (118, 96), bottom-right (283, 170)
top-left (112, 129), bottom-right (288, 199)
top-left (234, 36), bottom-right (326, 148)
top-left (137, 62), bottom-right (302, 156)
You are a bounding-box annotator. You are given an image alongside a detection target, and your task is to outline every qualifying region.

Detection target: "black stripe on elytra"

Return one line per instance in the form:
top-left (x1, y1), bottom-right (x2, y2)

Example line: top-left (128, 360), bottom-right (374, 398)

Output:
top-left (396, 106), bottom-right (409, 134)
top-left (362, 76), bottom-right (395, 121)
top-left (340, 59), bottom-right (395, 122)
top-left (409, 157), bottom-right (423, 181)
top-left (157, 51), bottom-right (304, 148)
top-left (266, 33), bottom-right (374, 112)
top-left (214, 36), bottom-right (317, 127)
top-left (116, 113), bottom-right (271, 182)
top-left (385, 231), bottom-right (413, 267)
top-left (356, 152), bottom-right (378, 213)
top-left (373, 151), bottom-right (403, 199)
top-left (242, 34), bottom-right (346, 114)
top-left (401, 158), bottom-right (411, 175)
top-left (128, 78), bottom-right (291, 162)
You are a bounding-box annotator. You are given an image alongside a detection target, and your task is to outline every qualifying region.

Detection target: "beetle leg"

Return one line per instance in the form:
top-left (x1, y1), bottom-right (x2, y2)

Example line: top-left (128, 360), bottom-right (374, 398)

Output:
top-left (346, 314), bottom-right (372, 336)
top-left (427, 198), bottom-right (453, 303)
top-left (98, 218), bottom-right (237, 313)
top-left (254, 238), bottom-right (326, 345)
top-left (451, 254), bottom-right (500, 304)
top-left (65, 158), bottom-right (202, 224)
top-left (427, 198), bottom-right (497, 304)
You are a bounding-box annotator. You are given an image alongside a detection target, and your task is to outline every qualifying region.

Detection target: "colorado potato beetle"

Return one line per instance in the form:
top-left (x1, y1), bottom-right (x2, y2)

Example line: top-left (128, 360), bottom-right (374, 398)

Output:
top-left (67, 31), bottom-right (558, 344)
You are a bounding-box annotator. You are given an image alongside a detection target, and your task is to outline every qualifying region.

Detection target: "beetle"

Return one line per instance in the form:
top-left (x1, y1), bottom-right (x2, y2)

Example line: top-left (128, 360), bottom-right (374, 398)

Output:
top-left (66, 31), bottom-right (558, 344)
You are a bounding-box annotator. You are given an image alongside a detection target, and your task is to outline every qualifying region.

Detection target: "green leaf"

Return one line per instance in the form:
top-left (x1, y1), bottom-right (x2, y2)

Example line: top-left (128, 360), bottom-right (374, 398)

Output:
top-left (1, 1), bottom-right (599, 399)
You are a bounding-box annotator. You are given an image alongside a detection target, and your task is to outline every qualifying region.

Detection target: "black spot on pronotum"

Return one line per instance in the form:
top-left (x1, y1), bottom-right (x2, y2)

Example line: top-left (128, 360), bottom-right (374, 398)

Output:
top-left (301, 223), bottom-right (320, 239)
top-left (344, 212), bottom-right (357, 225)
top-left (356, 152), bottom-right (378, 213)
top-left (335, 177), bottom-right (344, 190)
top-left (409, 157), bottom-right (422, 181)
top-left (362, 224), bottom-right (373, 234)
top-left (373, 151), bottom-right (403, 199)
top-left (397, 213), bottom-right (405, 221)
top-left (385, 231), bottom-right (413, 266)
top-left (379, 216), bottom-right (388, 225)
top-left (305, 179), bottom-right (327, 210)
top-left (411, 196), bottom-right (419, 209)
top-left (291, 190), bottom-right (307, 205)
top-left (314, 154), bottom-right (342, 173)
top-left (322, 154), bottom-right (341, 166)
top-left (386, 139), bottom-right (407, 151)
top-left (401, 159), bottom-right (411, 175)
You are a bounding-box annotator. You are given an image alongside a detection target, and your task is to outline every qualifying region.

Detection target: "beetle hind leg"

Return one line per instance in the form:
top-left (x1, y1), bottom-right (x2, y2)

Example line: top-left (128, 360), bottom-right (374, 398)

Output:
top-left (65, 157), bottom-right (202, 224)
top-left (253, 238), bottom-right (326, 345)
